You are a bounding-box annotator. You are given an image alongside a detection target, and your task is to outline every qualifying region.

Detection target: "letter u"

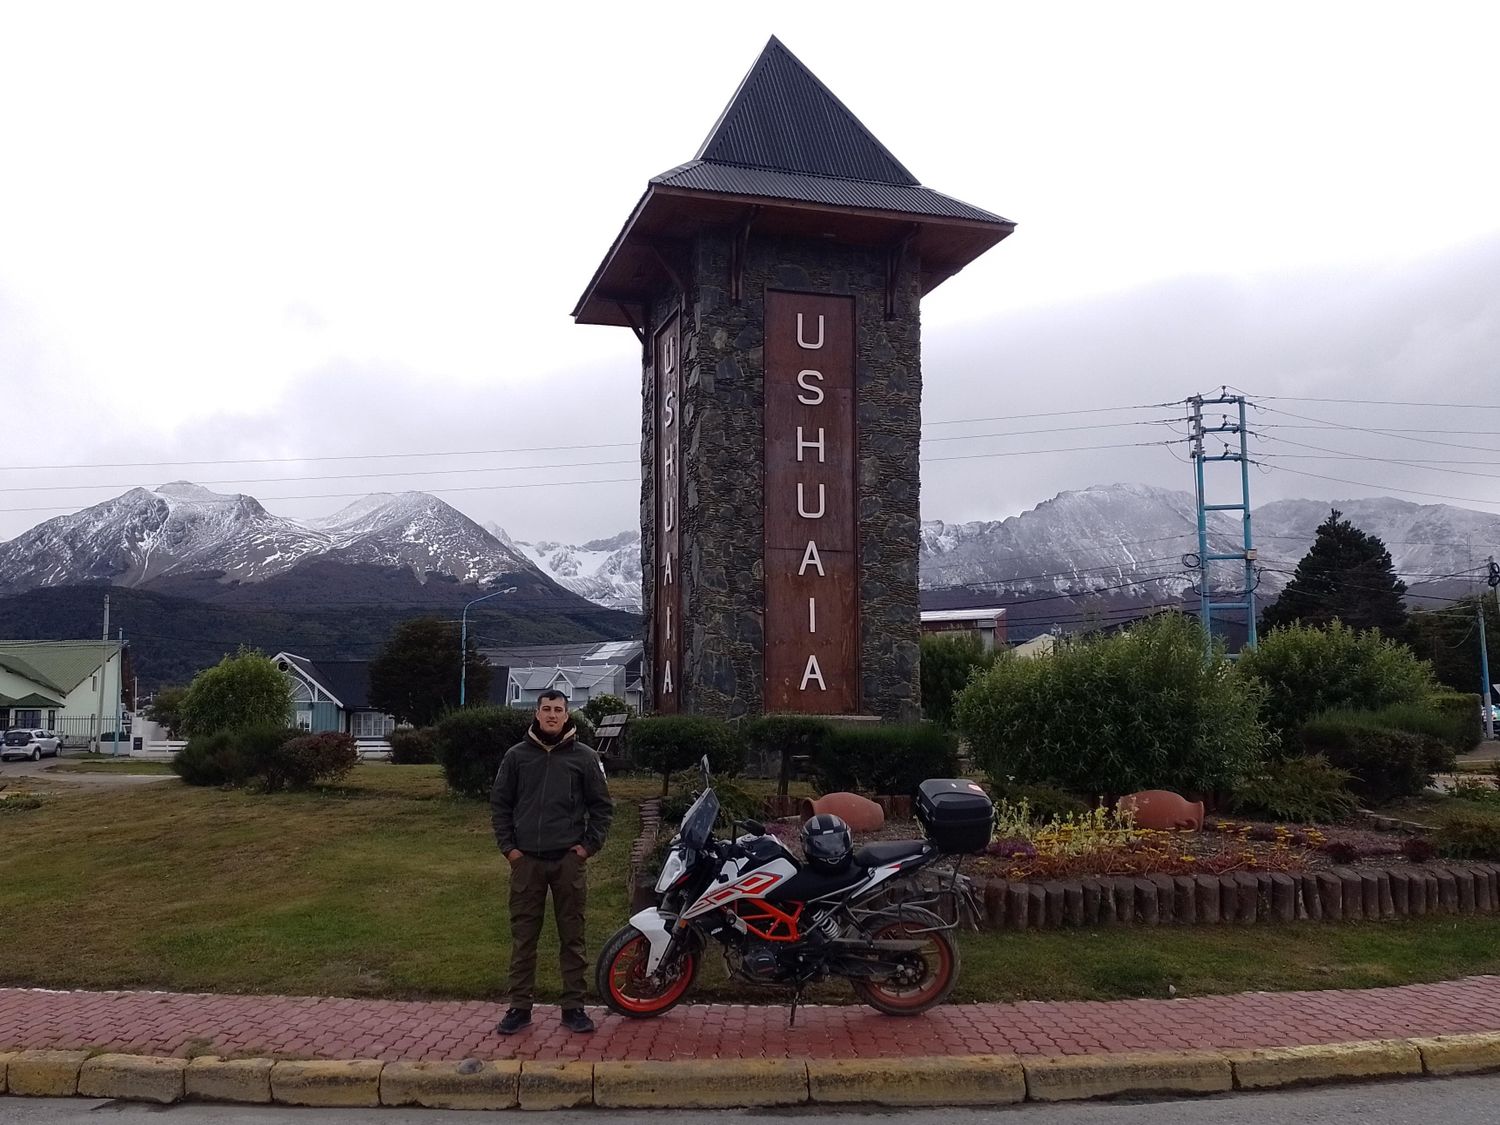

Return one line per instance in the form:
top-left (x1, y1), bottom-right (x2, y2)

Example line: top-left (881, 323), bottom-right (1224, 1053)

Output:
top-left (796, 313), bottom-right (825, 350)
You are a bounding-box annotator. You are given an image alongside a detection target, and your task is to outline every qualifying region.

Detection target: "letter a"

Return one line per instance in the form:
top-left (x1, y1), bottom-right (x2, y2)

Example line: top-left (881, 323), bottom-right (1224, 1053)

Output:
top-left (800, 654), bottom-right (826, 691)
top-left (796, 313), bottom-right (825, 350)
top-left (798, 540), bottom-right (825, 577)
top-left (662, 661), bottom-right (674, 695)
top-left (796, 482), bottom-right (825, 519)
top-left (662, 552), bottom-right (673, 585)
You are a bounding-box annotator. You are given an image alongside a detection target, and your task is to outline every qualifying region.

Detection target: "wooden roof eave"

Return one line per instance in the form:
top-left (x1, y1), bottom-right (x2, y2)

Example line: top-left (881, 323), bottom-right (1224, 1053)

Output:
top-left (573, 183), bottom-right (1015, 327)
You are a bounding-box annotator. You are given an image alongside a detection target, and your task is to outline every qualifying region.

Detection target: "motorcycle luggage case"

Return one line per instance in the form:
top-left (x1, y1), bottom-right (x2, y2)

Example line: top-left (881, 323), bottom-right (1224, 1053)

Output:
top-left (915, 779), bottom-right (995, 854)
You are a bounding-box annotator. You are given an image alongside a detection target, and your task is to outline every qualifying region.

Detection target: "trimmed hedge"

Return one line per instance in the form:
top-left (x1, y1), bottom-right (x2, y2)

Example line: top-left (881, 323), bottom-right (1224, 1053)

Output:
top-left (388, 727), bottom-right (437, 765)
top-left (1229, 755), bottom-right (1359, 824)
top-left (808, 722), bottom-right (959, 798)
top-left (921, 633), bottom-right (997, 729)
top-left (1427, 692), bottom-right (1483, 751)
top-left (433, 707), bottom-right (531, 799)
top-left (172, 726), bottom-right (356, 791)
top-left (1299, 711), bottom-right (1436, 804)
top-left (628, 715), bottom-right (747, 796)
top-left (743, 715), bottom-right (834, 795)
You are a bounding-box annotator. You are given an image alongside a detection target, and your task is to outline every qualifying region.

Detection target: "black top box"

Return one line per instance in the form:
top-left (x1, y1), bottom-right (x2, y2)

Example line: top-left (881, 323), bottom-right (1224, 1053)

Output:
top-left (915, 778), bottom-right (995, 854)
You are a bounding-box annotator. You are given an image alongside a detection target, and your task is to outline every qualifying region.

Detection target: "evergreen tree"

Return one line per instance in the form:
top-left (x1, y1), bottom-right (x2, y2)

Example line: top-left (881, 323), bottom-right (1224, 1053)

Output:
top-left (1261, 509), bottom-right (1407, 635)
top-left (369, 617), bottom-right (491, 727)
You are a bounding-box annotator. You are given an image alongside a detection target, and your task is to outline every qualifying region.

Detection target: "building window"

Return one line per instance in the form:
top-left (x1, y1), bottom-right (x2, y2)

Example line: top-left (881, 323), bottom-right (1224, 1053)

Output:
top-left (16, 710), bottom-right (41, 728)
top-left (511, 681), bottom-right (521, 702)
top-left (47, 710), bottom-right (57, 729)
top-left (352, 711), bottom-right (395, 739)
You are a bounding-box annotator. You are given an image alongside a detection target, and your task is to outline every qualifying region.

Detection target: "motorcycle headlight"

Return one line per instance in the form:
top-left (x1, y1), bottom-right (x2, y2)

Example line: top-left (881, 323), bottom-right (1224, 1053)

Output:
top-left (654, 847), bottom-right (692, 893)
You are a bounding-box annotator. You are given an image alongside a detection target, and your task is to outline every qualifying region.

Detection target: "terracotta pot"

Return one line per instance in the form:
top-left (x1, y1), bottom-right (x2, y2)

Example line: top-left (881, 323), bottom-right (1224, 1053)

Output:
top-left (1117, 790), bottom-right (1205, 831)
top-left (807, 791), bottom-right (885, 831)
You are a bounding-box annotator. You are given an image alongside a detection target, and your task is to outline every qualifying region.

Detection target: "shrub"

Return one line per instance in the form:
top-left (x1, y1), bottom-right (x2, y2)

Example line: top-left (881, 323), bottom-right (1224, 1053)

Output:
top-left (957, 613), bottom-right (1270, 798)
top-left (743, 715), bottom-right (834, 795)
top-left (173, 730), bottom-right (253, 787)
top-left (660, 773), bottom-right (762, 828)
top-left (921, 633), bottom-right (997, 729)
top-left (581, 693), bottom-right (633, 727)
top-left (1425, 692), bottom-right (1483, 752)
top-left (1436, 812), bottom-right (1500, 860)
top-left (1237, 622), bottom-right (1436, 741)
top-left (1229, 756), bottom-right (1359, 824)
top-left (809, 722), bottom-right (959, 797)
top-left (1299, 713), bottom-right (1433, 804)
top-left (265, 731), bottom-right (359, 791)
top-left (432, 706), bottom-right (532, 799)
top-left (570, 710), bottom-right (596, 746)
top-left (387, 727), bottom-right (437, 765)
top-left (628, 715), bottom-right (747, 796)
top-left (987, 782), bottom-right (1089, 823)
top-left (180, 649), bottom-right (294, 737)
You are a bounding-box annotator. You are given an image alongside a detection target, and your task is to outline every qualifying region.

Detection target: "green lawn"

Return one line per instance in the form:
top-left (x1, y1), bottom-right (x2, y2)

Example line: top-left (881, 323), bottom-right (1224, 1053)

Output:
top-left (5, 765), bottom-right (1500, 1004)
top-left (50, 759), bottom-right (177, 775)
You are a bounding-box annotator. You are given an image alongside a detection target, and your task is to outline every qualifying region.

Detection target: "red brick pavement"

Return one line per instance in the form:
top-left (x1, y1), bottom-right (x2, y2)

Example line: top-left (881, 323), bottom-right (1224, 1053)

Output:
top-left (3, 978), bottom-right (1499, 1064)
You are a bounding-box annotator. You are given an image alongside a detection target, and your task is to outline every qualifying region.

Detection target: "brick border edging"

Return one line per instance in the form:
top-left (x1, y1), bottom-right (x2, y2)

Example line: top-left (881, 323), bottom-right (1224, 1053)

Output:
top-left (5, 1034), bottom-right (1500, 1108)
top-left (626, 799), bottom-right (662, 914)
top-left (972, 862), bottom-right (1500, 930)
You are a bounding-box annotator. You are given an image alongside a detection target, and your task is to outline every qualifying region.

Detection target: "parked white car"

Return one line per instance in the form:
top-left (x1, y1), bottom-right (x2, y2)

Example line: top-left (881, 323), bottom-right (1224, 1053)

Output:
top-left (0, 728), bottom-right (61, 761)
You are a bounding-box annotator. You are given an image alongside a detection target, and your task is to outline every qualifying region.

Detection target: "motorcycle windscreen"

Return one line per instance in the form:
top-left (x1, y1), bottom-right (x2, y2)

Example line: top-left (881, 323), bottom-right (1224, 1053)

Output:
top-left (678, 788), bottom-right (722, 850)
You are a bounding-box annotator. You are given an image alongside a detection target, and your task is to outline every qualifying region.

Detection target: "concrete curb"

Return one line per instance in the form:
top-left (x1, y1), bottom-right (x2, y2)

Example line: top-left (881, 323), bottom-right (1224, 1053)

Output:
top-left (5, 1037), bottom-right (1500, 1109)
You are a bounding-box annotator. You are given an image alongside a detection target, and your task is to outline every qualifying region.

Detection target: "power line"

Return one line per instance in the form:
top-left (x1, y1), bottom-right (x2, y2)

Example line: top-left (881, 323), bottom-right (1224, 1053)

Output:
top-left (1257, 433), bottom-right (1500, 481)
top-left (1256, 405), bottom-right (1500, 454)
top-left (1255, 395), bottom-right (1500, 410)
top-left (1256, 462), bottom-right (1500, 507)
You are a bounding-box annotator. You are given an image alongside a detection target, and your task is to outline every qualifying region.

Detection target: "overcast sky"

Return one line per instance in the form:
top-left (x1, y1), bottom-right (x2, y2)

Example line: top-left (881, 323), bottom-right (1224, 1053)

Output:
top-left (2, 0), bottom-right (1498, 544)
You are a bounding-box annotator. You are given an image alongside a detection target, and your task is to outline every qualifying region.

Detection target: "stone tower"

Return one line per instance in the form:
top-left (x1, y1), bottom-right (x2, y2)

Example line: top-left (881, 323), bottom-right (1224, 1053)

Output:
top-left (573, 37), bottom-right (1012, 720)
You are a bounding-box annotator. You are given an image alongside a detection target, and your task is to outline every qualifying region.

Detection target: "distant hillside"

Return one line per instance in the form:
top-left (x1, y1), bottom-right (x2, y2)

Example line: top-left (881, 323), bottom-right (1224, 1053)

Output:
top-left (0, 583), bottom-right (641, 690)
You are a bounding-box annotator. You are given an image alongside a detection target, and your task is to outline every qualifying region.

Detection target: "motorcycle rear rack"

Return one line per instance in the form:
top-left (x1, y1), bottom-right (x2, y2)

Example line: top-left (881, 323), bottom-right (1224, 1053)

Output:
top-left (846, 855), bottom-right (982, 934)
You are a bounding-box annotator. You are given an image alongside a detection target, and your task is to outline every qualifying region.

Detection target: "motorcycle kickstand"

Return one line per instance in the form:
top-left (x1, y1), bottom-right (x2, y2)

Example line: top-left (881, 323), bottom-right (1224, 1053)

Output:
top-left (787, 985), bottom-right (804, 1028)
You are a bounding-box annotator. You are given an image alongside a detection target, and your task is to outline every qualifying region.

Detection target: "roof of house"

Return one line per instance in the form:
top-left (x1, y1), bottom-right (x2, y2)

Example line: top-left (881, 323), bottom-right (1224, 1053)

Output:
top-left (482, 640), bottom-right (643, 669)
top-left (510, 665), bottom-right (622, 692)
top-left (0, 641), bottom-right (115, 696)
top-left (920, 607), bottom-right (1009, 625)
top-left (277, 652), bottom-right (512, 712)
top-left (573, 37), bottom-right (1012, 326)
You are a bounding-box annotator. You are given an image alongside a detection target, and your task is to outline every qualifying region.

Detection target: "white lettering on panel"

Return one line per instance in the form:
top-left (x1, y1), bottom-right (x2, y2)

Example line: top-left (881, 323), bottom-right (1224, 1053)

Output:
top-left (800, 654), bottom-right (826, 691)
top-left (796, 313), bottom-right (825, 350)
top-left (796, 426), bottom-right (826, 464)
top-left (796, 482), bottom-right (826, 520)
top-left (798, 540), bottom-right (825, 577)
top-left (796, 370), bottom-right (825, 406)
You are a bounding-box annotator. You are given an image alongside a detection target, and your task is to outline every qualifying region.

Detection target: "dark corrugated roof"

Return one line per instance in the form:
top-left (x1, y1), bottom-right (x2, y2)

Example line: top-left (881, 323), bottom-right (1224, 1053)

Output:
top-left (310, 661), bottom-right (375, 711)
top-left (653, 161), bottom-right (1009, 225)
top-left (696, 36), bottom-right (918, 186)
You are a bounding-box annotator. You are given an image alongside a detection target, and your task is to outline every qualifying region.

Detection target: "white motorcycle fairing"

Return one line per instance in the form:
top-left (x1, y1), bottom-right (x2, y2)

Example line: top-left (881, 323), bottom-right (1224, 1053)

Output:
top-left (628, 907), bottom-right (675, 974)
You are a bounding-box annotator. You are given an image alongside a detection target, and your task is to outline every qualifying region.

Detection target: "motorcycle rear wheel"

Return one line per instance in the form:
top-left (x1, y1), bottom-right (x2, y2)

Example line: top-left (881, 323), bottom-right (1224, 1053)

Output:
top-left (596, 923), bottom-right (699, 1019)
top-left (848, 906), bottom-right (960, 1016)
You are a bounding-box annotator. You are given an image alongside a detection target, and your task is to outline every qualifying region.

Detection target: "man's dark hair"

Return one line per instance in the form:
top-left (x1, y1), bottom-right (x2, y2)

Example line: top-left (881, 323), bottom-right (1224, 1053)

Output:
top-left (536, 689), bottom-right (569, 706)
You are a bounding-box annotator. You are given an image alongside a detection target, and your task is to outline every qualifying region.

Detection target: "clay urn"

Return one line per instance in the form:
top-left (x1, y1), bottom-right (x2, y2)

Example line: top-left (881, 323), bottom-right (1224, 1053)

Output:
top-left (798, 792), bottom-right (885, 832)
top-left (1117, 790), bottom-right (1204, 831)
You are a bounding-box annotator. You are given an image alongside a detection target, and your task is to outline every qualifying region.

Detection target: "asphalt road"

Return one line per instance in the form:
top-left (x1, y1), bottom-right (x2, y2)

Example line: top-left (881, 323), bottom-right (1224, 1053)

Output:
top-left (0, 757), bottom-right (175, 788)
top-left (4, 1075), bottom-right (1500, 1124)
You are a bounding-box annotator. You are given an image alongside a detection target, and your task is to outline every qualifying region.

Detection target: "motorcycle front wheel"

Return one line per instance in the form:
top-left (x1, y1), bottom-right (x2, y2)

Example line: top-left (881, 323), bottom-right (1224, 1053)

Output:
top-left (596, 923), bottom-right (700, 1019)
top-left (848, 906), bottom-right (960, 1016)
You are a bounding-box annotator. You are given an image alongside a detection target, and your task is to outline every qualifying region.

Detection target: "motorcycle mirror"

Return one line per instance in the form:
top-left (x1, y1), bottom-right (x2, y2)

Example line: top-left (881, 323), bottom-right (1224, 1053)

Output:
top-left (699, 754), bottom-right (711, 788)
top-left (743, 818), bottom-right (765, 837)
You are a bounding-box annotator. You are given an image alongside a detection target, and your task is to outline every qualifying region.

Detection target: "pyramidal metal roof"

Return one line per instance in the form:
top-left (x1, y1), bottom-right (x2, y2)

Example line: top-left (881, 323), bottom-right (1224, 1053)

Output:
top-left (574, 37), bottom-right (1013, 327)
top-left (693, 36), bottom-right (918, 186)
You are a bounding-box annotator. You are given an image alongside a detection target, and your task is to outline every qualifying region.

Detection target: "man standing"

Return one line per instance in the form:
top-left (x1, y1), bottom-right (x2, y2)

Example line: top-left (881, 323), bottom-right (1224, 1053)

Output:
top-left (490, 689), bottom-right (614, 1035)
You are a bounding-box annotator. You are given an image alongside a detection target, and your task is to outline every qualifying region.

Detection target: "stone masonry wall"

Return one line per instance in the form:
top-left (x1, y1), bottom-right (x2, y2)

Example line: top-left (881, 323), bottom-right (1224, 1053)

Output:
top-left (643, 229), bottom-right (922, 719)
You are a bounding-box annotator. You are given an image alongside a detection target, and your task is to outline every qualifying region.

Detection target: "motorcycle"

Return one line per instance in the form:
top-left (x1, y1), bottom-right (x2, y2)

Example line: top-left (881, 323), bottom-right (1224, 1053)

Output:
top-left (595, 758), bottom-right (990, 1022)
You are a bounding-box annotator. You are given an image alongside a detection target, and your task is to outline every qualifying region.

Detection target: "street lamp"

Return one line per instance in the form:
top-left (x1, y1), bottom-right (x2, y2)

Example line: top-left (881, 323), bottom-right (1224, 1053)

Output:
top-left (460, 588), bottom-right (512, 706)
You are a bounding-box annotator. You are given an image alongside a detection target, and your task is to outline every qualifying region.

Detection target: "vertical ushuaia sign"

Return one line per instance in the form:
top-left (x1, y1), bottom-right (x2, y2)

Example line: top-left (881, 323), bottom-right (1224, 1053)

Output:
top-left (654, 315), bottom-right (681, 712)
top-left (764, 290), bottom-right (858, 713)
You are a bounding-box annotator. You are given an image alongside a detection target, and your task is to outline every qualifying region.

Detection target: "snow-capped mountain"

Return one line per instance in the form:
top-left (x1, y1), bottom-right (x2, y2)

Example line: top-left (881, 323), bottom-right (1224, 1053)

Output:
top-left (917, 484), bottom-right (1500, 601)
top-left (514, 530), bottom-right (643, 612)
top-left (314, 492), bottom-right (536, 585)
top-left (0, 483), bottom-right (546, 597)
top-left (0, 481), bottom-right (330, 592)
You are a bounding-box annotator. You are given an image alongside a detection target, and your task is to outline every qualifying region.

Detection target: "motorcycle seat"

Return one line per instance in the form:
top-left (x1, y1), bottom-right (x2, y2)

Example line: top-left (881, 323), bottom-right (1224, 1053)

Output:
top-left (854, 839), bottom-right (932, 869)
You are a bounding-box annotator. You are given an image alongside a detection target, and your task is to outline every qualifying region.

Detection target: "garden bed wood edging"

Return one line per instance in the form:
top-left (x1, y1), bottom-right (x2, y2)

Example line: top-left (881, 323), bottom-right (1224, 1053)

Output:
top-left (973, 862), bottom-right (1500, 930)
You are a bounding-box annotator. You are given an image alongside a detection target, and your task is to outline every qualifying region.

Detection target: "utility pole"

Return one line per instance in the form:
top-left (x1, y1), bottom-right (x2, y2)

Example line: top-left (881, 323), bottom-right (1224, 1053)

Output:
top-left (460, 588), bottom-right (511, 706)
top-left (114, 628), bottom-right (125, 757)
top-left (92, 594), bottom-right (110, 755)
top-left (1188, 393), bottom-right (1259, 658)
top-left (1485, 555), bottom-right (1499, 741)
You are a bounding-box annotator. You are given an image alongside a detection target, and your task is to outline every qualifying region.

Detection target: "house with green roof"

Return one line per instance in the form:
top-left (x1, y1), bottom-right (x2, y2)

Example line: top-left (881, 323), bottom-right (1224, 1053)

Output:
top-left (0, 640), bottom-right (126, 745)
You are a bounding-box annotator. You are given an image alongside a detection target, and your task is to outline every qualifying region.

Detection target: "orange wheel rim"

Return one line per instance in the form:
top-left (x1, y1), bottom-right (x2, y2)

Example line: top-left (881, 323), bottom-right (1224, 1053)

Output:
top-left (608, 935), bottom-right (694, 1013)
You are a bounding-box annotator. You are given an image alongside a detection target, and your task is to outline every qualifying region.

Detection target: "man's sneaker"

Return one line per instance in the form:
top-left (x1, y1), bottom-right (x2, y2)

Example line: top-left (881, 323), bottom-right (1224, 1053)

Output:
top-left (496, 1007), bottom-right (532, 1035)
top-left (561, 1008), bottom-right (595, 1034)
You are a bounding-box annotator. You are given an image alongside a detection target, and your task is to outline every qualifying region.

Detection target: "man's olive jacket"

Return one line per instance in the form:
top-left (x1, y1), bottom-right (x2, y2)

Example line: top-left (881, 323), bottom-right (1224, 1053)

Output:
top-left (489, 729), bottom-right (614, 858)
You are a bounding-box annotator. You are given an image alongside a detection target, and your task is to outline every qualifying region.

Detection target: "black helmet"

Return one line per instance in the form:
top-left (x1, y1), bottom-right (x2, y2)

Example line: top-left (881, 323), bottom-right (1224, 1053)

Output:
top-left (801, 813), bottom-right (853, 875)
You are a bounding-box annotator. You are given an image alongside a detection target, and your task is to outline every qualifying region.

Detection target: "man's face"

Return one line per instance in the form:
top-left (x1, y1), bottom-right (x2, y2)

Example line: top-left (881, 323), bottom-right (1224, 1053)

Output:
top-left (536, 697), bottom-right (569, 735)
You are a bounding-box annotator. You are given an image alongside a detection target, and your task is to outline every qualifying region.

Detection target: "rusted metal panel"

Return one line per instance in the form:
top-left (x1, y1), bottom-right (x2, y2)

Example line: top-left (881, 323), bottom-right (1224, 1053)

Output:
top-left (653, 314), bottom-right (682, 713)
top-left (763, 290), bottom-right (858, 714)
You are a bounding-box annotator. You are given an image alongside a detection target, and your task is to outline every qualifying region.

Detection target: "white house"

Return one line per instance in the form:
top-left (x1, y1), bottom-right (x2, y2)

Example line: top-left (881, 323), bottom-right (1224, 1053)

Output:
top-left (0, 640), bottom-right (127, 745)
top-left (507, 665), bottom-right (628, 710)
